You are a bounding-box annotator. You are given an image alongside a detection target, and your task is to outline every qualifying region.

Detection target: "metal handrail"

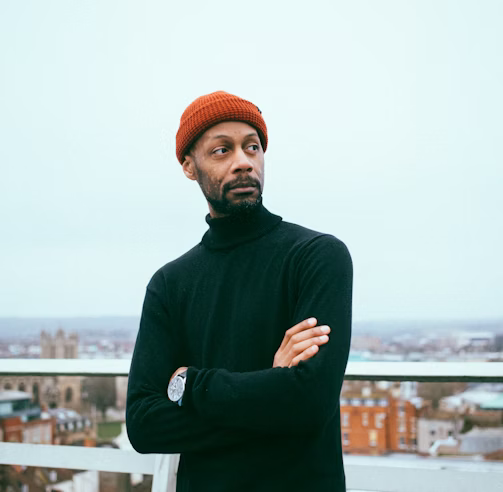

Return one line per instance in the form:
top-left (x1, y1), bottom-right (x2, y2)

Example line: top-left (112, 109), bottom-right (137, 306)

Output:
top-left (1, 359), bottom-right (503, 381)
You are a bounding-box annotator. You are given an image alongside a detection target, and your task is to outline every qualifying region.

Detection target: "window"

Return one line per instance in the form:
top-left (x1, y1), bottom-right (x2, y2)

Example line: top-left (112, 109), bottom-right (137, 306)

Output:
top-left (0, 402), bottom-right (13, 416)
top-left (369, 430), bottom-right (377, 447)
top-left (340, 398), bottom-right (348, 406)
top-left (365, 399), bottom-right (375, 407)
top-left (399, 436), bottom-right (406, 448)
top-left (18, 382), bottom-right (26, 392)
top-left (398, 414), bottom-right (406, 433)
top-left (398, 403), bottom-right (405, 416)
top-left (32, 382), bottom-right (39, 404)
top-left (343, 432), bottom-right (349, 445)
top-left (378, 399), bottom-right (388, 407)
top-left (375, 413), bottom-right (385, 429)
top-left (341, 413), bottom-right (349, 427)
top-left (65, 387), bottom-right (73, 403)
top-left (362, 412), bottom-right (369, 427)
top-left (351, 398), bottom-right (361, 406)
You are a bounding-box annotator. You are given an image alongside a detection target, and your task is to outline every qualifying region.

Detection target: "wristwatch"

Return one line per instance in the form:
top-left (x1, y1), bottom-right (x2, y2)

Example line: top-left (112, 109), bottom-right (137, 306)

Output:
top-left (167, 370), bottom-right (187, 406)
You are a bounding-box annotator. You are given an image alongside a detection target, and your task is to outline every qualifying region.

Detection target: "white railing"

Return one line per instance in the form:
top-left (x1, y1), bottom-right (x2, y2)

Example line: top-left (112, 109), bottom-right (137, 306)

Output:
top-left (1, 359), bottom-right (503, 492)
top-left (2, 359), bottom-right (503, 381)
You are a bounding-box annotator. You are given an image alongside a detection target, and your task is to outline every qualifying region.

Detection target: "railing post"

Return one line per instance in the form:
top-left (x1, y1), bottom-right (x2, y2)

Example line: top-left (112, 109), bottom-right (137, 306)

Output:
top-left (151, 453), bottom-right (179, 492)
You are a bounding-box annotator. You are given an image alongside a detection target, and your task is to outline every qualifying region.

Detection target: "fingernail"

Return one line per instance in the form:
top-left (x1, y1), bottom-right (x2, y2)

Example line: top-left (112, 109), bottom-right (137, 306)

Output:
top-left (308, 317), bottom-right (317, 325)
top-left (321, 326), bottom-right (330, 333)
top-left (320, 335), bottom-right (329, 342)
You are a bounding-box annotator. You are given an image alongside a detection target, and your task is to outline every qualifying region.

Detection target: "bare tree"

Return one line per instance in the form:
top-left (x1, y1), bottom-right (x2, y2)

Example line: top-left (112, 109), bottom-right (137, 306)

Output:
top-left (83, 376), bottom-right (117, 420)
top-left (417, 382), bottom-right (467, 409)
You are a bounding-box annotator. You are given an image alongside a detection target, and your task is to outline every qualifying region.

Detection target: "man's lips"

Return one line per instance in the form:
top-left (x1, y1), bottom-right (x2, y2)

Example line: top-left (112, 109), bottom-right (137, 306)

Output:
top-left (229, 186), bottom-right (257, 194)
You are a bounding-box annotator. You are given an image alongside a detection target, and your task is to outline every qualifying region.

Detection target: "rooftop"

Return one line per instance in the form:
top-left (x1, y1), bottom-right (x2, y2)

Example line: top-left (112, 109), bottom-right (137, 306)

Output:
top-left (442, 390), bottom-right (502, 406)
top-left (481, 393), bottom-right (503, 410)
top-left (0, 390), bottom-right (32, 402)
top-left (47, 407), bottom-right (83, 423)
top-left (419, 410), bottom-right (462, 421)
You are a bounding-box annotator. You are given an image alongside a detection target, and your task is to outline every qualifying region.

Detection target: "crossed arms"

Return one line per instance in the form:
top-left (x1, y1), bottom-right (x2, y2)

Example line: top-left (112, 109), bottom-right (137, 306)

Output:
top-left (126, 236), bottom-right (352, 454)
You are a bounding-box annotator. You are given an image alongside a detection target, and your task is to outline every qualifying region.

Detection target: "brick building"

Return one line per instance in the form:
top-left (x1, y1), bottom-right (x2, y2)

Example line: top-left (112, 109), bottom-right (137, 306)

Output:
top-left (0, 390), bottom-right (55, 444)
top-left (340, 385), bottom-right (423, 455)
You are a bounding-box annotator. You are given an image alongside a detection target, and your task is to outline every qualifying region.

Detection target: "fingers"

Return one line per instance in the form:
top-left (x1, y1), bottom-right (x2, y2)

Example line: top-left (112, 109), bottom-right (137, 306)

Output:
top-left (292, 334), bottom-right (329, 356)
top-left (285, 317), bottom-right (317, 339)
top-left (289, 344), bottom-right (319, 368)
top-left (288, 325), bottom-right (331, 346)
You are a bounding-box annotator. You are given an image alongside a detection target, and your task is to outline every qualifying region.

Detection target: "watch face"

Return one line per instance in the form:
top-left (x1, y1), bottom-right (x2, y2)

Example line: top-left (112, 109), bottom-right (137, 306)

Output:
top-left (168, 376), bottom-right (185, 402)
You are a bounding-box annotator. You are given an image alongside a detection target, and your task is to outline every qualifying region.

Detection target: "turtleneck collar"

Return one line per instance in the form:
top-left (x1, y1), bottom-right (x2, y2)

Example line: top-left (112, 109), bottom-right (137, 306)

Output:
top-left (201, 202), bottom-right (282, 250)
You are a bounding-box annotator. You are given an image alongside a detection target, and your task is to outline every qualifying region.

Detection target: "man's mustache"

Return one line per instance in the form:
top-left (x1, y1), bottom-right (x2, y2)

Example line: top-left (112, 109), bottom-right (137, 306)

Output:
top-left (225, 179), bottom-right (261, 192)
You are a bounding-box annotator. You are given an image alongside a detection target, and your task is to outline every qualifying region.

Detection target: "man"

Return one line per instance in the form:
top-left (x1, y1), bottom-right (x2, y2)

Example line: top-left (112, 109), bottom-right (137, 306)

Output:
top-left (126, 91), bottom-right (353, 491)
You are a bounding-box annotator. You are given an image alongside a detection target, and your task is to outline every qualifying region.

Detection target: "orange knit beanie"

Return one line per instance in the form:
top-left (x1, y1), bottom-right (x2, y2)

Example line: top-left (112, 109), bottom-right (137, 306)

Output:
top-left (176, 91), bottom-right (268, 165)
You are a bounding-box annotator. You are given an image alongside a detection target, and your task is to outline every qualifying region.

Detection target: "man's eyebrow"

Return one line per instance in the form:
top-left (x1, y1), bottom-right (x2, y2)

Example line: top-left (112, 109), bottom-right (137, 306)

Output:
top-left (209, 132), bottom-right (258, 140)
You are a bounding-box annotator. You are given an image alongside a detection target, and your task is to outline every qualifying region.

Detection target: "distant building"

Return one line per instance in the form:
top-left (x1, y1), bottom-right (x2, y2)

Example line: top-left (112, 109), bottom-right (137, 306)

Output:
top-left (0, 390), bottom-right (54, 444)
top-left (480, 393), bottom-right (503, 412)
top-left (0, 329), bottom-right (83, 412)
top-left (41, 329), bottom-right (82, 411)
top-left (439, 389), bottom-right (502, 414)
top-left (48, 470), bottom-right (100, 492)
top-left (459, 428), bottom-right (503, 455)
top-left (351, 335), bottom-right (382, 352)
top-left (456, 331), bottom-right (495, 352)
top-left (340, 384), bottom-right (423, 455)
top-left (0, 466), bottom-right (98, 492)
top-left (41, 329), bottom-right (78, 359)
top-left (48, 407), bottom-right (95, 446)
top-left (426, 427), bottom-right (503, 457)
top-left (417, 410), bottom-right (463, 454)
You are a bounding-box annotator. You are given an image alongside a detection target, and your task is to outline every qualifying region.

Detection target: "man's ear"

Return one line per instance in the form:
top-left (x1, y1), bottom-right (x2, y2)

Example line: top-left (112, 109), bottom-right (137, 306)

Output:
top-left (182, 156), bottom-right (198, 181)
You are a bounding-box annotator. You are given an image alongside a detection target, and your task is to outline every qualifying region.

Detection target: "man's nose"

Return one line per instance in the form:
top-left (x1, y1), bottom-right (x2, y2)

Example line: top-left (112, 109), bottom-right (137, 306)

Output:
top-left (231, 147), bottom-right (254, 173)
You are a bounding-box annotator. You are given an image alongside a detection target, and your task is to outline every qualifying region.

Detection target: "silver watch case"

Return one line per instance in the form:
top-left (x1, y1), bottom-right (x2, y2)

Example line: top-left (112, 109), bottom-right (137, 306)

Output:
top-left (167, 371), bottom-right (187, 406)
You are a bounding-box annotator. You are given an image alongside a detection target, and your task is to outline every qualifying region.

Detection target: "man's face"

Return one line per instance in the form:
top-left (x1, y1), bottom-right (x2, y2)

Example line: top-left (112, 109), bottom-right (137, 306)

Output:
top-left (182, 121), bottom-right (265, 218)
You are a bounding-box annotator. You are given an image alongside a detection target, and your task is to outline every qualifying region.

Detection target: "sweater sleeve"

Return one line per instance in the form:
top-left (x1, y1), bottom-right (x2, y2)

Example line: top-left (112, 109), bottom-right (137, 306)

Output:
top-left (183, 235), bottom-right (353, 436)
top-left (126, 270), bottom-right (261, 454)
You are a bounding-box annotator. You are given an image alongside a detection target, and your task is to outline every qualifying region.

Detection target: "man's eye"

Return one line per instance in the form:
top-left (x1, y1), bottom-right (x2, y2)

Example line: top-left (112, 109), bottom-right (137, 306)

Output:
top-left (248, 144), bottom-right (259, 151)
top-left (213, 148), bottom-right (227, 155)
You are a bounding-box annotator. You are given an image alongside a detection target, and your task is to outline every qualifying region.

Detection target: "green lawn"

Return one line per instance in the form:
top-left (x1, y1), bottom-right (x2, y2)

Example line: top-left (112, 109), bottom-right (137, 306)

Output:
top-left (97, 421), bottom-right (123, 440)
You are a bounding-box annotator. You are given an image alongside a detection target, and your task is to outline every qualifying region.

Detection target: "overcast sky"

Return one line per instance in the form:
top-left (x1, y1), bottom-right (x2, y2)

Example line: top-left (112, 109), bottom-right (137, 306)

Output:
top-left (1, 1), bottom-right (501, 322)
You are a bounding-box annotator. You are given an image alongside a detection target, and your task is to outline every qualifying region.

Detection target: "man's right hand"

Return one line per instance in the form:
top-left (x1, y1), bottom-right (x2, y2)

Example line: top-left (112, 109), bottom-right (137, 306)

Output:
top-left (273, 317), bottom-right (330, 368)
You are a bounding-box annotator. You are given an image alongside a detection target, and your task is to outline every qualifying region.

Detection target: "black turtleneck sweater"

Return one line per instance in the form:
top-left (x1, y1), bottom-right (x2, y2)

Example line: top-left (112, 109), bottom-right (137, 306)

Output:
top-left (126, 203), bottom-right (353, 492)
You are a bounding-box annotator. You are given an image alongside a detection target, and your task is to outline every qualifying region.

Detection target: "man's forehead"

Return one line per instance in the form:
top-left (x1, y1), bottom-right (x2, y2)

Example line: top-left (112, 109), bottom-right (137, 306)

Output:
top-left (201, 121), bottom-right (259, 142)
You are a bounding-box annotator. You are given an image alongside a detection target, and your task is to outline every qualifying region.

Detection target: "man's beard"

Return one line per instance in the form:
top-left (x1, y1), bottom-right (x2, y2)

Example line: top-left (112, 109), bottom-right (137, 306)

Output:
top-left (199, 177), bottom-right (263, 217)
